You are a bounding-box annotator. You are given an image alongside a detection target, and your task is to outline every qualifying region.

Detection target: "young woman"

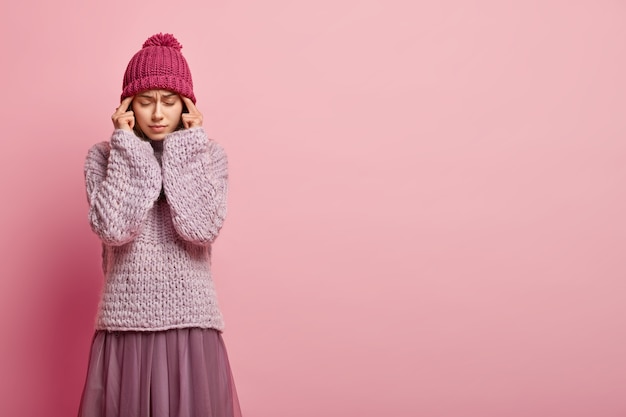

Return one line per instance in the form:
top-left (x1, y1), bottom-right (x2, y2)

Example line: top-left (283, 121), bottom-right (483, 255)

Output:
top-left (77, 33), bottom-right (242, 417)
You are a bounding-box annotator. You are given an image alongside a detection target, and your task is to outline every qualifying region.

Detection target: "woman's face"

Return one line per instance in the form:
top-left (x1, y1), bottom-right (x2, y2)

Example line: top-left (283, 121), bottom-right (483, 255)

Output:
top-left (131, 89), bottom-right (184, 140)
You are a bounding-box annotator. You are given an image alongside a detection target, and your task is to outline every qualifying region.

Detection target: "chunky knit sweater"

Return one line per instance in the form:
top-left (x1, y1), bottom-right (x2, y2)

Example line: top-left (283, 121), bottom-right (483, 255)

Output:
top-left (85, 127), bottom-right (228, 331)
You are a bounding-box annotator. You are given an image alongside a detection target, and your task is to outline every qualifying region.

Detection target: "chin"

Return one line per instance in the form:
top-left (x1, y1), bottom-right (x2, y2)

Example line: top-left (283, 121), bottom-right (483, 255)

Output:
top-left (143, 131), bottom-right (168, 141)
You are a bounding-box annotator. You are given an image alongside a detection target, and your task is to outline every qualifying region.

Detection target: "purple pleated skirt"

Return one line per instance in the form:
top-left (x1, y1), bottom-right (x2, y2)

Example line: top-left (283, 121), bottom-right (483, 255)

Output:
top-left (78, 327), bottom-right (242, 417)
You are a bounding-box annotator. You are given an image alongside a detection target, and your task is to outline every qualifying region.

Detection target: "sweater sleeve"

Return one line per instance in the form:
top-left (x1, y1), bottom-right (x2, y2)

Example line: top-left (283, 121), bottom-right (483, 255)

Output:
top-left (84, 129), bottom-right (162, 246)
top-left (162, 127), bottom-right (228, 245)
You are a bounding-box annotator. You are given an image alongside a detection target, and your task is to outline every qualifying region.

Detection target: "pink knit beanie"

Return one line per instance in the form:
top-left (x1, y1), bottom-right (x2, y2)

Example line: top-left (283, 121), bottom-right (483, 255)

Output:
top-left (121, 33), bottom-right (196, 103)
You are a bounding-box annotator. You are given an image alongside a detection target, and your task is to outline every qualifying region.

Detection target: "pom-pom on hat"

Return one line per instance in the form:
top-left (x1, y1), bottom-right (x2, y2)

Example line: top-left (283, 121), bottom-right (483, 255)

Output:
top-left (121, 33), bottom-right (196, 103)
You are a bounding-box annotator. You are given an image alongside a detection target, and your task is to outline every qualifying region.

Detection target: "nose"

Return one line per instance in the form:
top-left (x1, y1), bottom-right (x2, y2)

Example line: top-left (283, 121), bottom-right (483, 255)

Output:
top-left (152, 103), bottom-right (164, 120)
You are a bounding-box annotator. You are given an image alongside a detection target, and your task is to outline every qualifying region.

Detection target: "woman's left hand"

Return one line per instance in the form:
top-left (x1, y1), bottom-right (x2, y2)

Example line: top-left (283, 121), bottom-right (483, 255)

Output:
top-left (181, 96), bottom-right (203, 129)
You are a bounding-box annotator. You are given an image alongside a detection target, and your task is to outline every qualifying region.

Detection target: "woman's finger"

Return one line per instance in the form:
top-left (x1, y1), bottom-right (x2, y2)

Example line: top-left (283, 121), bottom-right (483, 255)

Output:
top-left (116, 96), bottom-right (134, 114)
top-left (112, 111), bottom-right (135, 131)
top-left (181, 113), bottom-right (202, 129)
top-left (112, 97), bottom-right (135, 130)
top-left (181, 96), bottom-right (200, 115)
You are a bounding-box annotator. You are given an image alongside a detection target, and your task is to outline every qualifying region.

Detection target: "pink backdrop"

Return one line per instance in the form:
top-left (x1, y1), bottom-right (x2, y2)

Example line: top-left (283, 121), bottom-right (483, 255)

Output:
top-left (1, 1), bottom-right (625, 416)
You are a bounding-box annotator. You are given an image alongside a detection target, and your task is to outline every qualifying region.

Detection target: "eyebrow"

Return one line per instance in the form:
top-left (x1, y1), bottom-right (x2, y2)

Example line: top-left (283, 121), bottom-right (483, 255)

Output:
top-left (137, 93), bottom-right (178, 99)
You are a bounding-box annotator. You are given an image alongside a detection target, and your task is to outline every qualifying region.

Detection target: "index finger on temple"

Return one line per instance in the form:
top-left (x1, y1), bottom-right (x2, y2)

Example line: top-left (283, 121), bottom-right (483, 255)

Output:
top-left (181, 96), bottom-right (198, 112)
top-left (118, 96), bottom-right (134, 111)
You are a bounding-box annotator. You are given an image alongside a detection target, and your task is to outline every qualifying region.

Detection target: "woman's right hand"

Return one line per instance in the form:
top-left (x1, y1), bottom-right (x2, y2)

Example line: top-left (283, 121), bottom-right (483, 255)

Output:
top-left (111, 96), bottom-right (135, 131)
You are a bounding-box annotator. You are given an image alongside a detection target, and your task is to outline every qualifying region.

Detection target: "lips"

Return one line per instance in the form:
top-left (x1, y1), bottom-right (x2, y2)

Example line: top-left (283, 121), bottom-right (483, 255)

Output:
top-left (149, 125), bottom-right (167, 132)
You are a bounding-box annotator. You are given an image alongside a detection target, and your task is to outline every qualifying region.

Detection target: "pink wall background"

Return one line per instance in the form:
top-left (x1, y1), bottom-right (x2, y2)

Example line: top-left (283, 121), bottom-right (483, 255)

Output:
top-left (1, 1), bottom-right (625, 416)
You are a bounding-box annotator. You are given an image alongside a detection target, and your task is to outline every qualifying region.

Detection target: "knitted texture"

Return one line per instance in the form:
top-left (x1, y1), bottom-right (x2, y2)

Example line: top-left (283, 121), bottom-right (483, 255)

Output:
top-left (121, 33), bottom-right (196, 103)
top-left (84, 128), bottom-right (228, 331)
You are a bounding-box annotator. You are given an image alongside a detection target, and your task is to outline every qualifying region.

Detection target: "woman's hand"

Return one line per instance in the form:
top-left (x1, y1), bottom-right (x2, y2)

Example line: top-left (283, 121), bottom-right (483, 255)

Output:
top-left (181, 96), bottom-right (203, 129)
top-left (111, 96), bottom-right (135, 131)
